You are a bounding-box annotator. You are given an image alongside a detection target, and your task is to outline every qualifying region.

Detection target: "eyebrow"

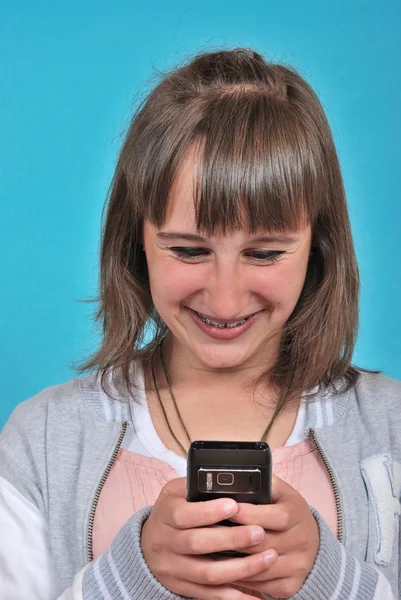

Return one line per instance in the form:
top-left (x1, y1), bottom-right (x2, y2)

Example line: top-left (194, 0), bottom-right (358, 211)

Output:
top-left (156, 232), bottom-right (299, 244)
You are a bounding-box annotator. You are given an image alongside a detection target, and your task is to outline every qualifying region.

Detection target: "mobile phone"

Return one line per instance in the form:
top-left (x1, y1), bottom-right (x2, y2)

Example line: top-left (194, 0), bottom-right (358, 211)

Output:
top-left (187, 440), bottom-right (272, 558)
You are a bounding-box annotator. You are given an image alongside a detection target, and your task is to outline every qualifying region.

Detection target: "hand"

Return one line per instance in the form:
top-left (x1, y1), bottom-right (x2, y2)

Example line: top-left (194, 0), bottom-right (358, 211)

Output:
top-left (230, 475), bottom-right (320, 599)
top-left (141, 477), bottom-right (278, 600)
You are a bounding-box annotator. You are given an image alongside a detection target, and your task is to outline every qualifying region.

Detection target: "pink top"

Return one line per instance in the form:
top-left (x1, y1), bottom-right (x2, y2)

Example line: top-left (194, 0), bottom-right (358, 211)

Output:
top-left (93, 438), bottom-right (338, 566)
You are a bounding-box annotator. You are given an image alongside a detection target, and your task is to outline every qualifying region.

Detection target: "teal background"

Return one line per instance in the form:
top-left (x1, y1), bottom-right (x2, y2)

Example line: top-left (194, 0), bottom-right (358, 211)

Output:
top-left (1, 1), bottom-right (400, 427)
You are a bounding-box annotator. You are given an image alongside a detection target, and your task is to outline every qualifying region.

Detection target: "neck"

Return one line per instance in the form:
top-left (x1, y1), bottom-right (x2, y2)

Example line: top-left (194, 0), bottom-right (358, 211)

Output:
top-left (158, 333), bottom-right (280, 404)
top-left (145, 335), bottom-right (299, 451)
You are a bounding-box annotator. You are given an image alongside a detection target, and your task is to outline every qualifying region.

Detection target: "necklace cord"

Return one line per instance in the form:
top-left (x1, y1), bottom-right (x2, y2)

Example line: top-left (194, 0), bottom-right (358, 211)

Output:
top-left (151, 339), bottom-right (286, 455)
top-left (158, 342), bottom-right (192, 445)
top-left (151, 353), bottom-right (188, 457)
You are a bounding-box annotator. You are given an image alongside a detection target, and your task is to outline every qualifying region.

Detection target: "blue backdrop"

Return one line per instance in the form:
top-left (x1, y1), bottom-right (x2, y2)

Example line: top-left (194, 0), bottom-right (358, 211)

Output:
top-left (1, 0), bottom-right (400, 427)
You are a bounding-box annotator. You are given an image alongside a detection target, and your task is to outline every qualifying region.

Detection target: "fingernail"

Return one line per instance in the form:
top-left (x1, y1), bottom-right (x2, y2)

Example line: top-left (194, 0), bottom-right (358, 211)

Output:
top-left (250, 527), bottom-right (264, 543)
top-left (223, 501), bottom-right (237, 516)
top-left (263, 550), bottom-right (277, 566)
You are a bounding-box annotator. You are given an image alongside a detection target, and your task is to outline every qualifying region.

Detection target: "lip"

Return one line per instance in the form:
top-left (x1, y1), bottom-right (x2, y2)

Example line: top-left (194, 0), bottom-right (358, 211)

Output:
top-left (186, 307), bottom-right (262, 340)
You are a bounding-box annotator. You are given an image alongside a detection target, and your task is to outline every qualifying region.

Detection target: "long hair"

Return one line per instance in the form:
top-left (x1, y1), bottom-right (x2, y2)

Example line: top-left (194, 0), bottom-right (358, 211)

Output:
top-left (77, 47), bottom-right (364, 402)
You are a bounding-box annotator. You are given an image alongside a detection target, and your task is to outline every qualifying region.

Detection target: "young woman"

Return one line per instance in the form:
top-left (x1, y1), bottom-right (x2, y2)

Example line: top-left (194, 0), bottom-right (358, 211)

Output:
top-left (0, 48), bottom-right (399, 600)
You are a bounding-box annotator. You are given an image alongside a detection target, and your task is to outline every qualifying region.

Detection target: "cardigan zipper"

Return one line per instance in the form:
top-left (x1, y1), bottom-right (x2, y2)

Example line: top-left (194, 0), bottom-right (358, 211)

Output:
top-left (308, 427), bottom-right (344, 544)
top-left (87, 421), bottom-right (128, 561)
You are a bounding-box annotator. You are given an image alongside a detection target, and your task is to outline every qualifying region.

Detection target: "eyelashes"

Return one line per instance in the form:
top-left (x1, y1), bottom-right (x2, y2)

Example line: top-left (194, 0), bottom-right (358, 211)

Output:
top-left (168, 246), bottom-right (285, 264)
top-left (249, 250), bottom-right (283, 263)
top-left (169, 247), bottom-right (209, 259)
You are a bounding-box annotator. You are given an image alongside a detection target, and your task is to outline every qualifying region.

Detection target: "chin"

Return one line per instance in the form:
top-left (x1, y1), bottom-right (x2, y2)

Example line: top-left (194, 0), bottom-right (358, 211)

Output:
top-left (195, 344), bottom-right (254, 370)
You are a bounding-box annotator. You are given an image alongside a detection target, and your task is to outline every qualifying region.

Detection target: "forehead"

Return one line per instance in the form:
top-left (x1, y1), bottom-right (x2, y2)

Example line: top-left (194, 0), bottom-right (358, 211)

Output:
top-left (163, 146), bottom-right (309, 237)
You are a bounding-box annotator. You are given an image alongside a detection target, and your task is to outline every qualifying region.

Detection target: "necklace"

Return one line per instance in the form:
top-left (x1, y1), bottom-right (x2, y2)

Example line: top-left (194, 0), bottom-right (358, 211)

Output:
top-left (150, 339), bottom-right (285, 456)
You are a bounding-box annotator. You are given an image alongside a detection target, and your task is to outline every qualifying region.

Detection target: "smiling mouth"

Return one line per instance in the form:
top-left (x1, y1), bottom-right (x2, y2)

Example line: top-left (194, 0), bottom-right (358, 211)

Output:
top-left (192, 310), bottom-right (257, 329)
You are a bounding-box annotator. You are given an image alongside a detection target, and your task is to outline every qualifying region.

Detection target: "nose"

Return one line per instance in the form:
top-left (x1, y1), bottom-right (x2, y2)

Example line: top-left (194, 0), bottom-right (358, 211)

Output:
top-left (203, 261), bottom-right (247, 319)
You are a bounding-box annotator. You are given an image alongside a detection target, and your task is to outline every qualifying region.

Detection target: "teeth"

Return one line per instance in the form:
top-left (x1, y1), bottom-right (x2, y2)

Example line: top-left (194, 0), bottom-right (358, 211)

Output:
top-left (196, 312), bottom-right (249, 328)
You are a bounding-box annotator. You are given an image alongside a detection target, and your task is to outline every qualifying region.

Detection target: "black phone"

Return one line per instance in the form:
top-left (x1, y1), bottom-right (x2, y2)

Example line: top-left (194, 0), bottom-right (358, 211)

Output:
top-left (187, 440), bottom-right (272, 558)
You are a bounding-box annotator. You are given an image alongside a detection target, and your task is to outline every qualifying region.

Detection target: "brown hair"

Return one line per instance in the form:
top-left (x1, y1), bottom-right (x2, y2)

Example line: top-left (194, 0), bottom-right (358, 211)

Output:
top-left (78, 47), bottom-right (365, 403)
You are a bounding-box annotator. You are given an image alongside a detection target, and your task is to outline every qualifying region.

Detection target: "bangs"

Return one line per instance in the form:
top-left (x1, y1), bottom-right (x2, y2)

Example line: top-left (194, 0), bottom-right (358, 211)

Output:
top-left (139, 89), bottom-right (326, 235)
top-left (191, 92), bottom-right (322, 235)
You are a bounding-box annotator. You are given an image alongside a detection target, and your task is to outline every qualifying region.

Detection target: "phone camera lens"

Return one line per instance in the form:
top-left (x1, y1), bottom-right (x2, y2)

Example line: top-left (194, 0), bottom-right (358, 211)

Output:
top-left (217, 472), bottom-right (234, 485)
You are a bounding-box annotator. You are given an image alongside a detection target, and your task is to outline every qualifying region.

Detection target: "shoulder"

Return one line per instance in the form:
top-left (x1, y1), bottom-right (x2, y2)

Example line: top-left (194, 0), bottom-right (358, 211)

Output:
top-left (2, 359), bottom-right (146, 440)
top-left (0, 376), bottom-right (98, 459)
top-left (0, 370), bottom-right (130, 509)
top-left (341, 369), bottom-right (401, 438)
top-left (0, 377), bottom-right (87, 509)
top-left (353, 369), bottom-right (401, 411)
top-left (3, 376), bottom-right (92, 433)
top-left (310, 369), bottom-right (401, 433)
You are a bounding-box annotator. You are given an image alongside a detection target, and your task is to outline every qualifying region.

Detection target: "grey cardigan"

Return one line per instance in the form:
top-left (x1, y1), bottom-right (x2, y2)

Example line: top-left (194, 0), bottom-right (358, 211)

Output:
top-left (0, 367), bottom-right (400, 599)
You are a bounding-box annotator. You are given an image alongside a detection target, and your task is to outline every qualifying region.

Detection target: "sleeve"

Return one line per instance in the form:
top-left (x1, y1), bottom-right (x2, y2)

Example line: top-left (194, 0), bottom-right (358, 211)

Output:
top-left (288, 508), bottom-right (397, 600)
top-left (0, 474), bottom-right (186, 600)
top-left (0, 403), bottom-right (189, 600)
top-left (0, 474), bottom-right (60, 600)
top-left (81, 507), bottom-right (187, 599)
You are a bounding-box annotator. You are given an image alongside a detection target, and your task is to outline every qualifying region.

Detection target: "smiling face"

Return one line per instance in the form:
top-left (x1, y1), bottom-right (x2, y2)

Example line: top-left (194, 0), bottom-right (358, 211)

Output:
top-left (143, 150), bottom-right (312, 373)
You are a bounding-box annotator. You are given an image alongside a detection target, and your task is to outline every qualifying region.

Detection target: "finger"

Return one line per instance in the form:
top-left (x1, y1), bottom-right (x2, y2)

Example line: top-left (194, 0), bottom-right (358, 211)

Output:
top-left (173, 524), bottom-right (266, 555)
top-left (230, 475), bottom-right (306, 530)
top-left (239, 528), bottom-right (293, 556)
top-left (235, 552), bottom-right (308, 582)
top-left (166, 577), bottom-right (263, 600)
top-left (229, 499), bottom-right (296, 531)
top-left (234, 575), bottom-right (302, 599)
top-left (228, 474), bottom-right (302, 525)
top-left (163, 495), bottom-right (239, 529)
top-left (182, 549), bottom-right (277, 586)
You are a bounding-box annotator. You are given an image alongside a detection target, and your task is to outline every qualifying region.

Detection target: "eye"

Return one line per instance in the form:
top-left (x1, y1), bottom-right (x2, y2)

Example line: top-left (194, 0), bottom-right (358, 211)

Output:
top-left (169, 247), bottom-right (285, 263)
top-left (245, 250), bottom-right (285, 263)
top-left (169, 247), bottom-right (210, 260)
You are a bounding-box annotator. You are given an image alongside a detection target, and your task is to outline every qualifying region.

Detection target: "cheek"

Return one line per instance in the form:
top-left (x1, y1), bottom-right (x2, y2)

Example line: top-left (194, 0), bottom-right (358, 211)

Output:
top-left (148, 260), bottom-right (201, 305)
top-left (256, 261), bottom-right (307, 310)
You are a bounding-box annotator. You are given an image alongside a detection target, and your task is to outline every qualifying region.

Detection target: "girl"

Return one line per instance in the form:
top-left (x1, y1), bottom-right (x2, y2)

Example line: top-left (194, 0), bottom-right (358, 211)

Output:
top-left (0, 48), bottom-right (399, 600)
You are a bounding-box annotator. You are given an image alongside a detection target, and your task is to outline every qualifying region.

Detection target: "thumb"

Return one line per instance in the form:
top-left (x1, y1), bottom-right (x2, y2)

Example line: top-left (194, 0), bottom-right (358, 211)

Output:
top-left (162, 476), bottom-right (187, 497)
top-left (271, 474), bottom-right (297, 503)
